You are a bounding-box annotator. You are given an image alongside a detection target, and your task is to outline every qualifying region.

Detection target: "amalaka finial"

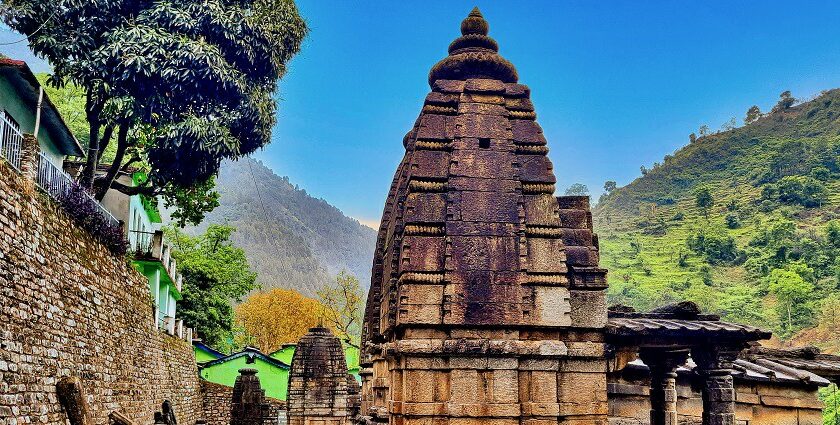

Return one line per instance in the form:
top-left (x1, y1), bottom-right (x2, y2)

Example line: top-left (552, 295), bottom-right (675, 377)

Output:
top-left (461, 7), bottom-right (489, 36)
top-left (428, 7), bottom-right (518, 86)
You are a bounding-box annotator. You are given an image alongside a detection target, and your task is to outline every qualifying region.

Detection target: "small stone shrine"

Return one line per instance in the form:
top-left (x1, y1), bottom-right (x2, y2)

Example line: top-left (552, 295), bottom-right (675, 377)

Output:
top-left (230, 368), bottom-right (270, 425)
top-left (288, 327), bottom-right (355, 425)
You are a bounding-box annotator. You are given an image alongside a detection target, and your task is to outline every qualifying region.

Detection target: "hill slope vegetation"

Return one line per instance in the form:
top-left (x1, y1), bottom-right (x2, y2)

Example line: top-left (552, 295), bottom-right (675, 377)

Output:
top-left (193, 158), bottom-right (377, 297)
top-left (594, 89), bottom-right (840, 351)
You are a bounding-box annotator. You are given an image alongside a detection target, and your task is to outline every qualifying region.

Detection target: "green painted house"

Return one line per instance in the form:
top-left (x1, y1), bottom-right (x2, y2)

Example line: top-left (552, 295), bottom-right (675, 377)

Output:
top-left (194, 341), bottom-right (361, 400)
top-left (198, 347), bottom-right (291, 400)
top-left (102, 172), bottom-right (183, 335)
top-left (194, 339), bottom-right (225, 363)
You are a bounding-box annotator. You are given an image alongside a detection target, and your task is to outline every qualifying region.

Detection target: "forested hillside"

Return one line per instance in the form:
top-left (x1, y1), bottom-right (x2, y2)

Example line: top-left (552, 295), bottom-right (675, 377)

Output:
top-left (193, 158), bottom-right (377, 297)
top-left (594, 90), bottom-right (840, 352)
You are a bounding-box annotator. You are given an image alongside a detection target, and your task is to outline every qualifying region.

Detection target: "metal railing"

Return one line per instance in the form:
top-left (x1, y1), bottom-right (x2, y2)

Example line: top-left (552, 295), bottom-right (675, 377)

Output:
top-left (0, 111), bottom-right (22, 170)
top-left (35, 152), bottom-right (119, 228)
top-left (129, 229), bottom-right (157, 257)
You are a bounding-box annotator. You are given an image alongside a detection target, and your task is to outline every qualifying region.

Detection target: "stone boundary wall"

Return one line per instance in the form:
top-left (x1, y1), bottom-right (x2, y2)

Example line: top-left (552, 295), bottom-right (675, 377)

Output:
top-left (200, 380), bottom-right (286, 425)
top-left (0, 160), bottom-right (202, 424)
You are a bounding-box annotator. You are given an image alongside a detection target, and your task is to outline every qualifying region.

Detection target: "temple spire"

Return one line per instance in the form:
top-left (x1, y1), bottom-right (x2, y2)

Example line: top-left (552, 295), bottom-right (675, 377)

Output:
top-left (428, 7), bottom-right (518, 86)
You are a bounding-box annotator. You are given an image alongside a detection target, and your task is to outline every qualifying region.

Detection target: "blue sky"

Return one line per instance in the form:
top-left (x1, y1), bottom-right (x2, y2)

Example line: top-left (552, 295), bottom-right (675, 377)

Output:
top-left (6, 1), bottom-right (840, 227)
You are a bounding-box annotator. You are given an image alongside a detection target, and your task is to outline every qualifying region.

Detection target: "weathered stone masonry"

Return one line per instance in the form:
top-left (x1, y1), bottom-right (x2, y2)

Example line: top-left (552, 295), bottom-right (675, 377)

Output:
top-left (0, 158), bottom-right (201, 424)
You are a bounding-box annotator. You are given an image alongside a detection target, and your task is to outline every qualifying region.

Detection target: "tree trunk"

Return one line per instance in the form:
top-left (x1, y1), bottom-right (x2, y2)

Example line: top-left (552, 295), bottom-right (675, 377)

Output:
top-left (79, 91), bottom-right (103, 190)
top-left (95, 123), bottom-right (129, 200)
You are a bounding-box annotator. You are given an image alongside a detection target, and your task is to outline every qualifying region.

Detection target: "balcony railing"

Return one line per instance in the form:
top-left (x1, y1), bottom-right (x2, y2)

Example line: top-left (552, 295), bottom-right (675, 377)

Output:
top-left (129, 229), bottom-right (181, 290)
top-left (35, 152), bottom-right (119, 228)
top-left (0, 112), bottom-right (22, 171)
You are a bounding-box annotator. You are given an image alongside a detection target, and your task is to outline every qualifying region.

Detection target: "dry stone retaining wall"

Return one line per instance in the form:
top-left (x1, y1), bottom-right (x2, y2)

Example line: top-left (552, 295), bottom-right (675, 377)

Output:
top-left (0, 160), bottom-right (201, 424)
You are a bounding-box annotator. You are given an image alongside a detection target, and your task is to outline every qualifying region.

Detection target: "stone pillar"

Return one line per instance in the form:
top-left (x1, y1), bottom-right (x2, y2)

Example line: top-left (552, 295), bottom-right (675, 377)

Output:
top-left (692, 346), bottom-right (742, 425)
top-left (230, 368), bottom-right (268, 425)
top-left (19, 133), bottom-right (39, 181)
top-left (640, 349), bottom-right (690, 425)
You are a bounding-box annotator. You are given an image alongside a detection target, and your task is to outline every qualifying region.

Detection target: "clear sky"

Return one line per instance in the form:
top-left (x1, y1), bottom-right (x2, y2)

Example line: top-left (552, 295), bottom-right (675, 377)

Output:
top-left (6, 1), bottom-right (840, 227)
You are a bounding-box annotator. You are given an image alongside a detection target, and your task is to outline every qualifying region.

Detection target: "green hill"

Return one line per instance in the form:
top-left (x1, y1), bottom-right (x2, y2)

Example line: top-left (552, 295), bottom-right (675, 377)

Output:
top-left (593, 90), bottom-right (840, 348)
top-left (193, 158), bottom-right (377, 297)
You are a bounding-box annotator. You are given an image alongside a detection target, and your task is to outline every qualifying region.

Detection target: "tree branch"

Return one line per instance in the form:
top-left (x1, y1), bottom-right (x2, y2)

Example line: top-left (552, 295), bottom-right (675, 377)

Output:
top-left (108, 179), bottom-right (157, 196)
top-left (96, 125), bottom-right (114, 162)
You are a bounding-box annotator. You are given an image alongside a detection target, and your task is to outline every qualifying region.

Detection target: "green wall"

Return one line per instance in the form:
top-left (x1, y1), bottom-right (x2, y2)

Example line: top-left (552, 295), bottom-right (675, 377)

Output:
top-left (195, 346), bottom-right (221, 363)
top-left (196, 344), bottom-right (361, 400)
top-left (200, 356), bottom-right (289, 400)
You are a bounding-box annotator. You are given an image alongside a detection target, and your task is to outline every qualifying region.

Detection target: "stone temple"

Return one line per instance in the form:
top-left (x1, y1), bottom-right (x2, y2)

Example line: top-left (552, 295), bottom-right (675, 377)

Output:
top-left (357, 8), bottom-right (835, 425)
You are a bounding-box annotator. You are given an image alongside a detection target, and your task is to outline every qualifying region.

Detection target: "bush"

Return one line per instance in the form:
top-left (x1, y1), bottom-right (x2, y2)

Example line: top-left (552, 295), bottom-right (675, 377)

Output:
top-left (672, 211), bottom-right (685, 221)
top-left (637, 217), bottom-right (667, 236)
top-left (687, 228), bottom-right (744, 265)
top-left (810, 166), bottom-right (830, 181)
top-left (776, 175), bottom-right (826, 207)
top-left (725, 213), bottom-right (741, 229)
top-left (57, 183), bottom-right (128, 256)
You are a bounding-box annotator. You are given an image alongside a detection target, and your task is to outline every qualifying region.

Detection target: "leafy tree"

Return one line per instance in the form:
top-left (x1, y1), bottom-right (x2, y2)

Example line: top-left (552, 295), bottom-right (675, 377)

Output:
top-left (774, 90), bottom-right (797, 112)
top-left (603, 180), bottom-right (617, 193)
top-left (827, 221), bottom-right (840, 250)
top-left (166, 224), bottom-right (258, 348)
top-left (698, 124), bottom-right (710, 137)
top-left (745, 105), bottom-right (761, 125)
top-left (235, 288), bottom-right (324, 353)
top-left (694, 185), bottom-right (714, 216)
top-left (811, 166), bottom-right (831, 181)
top-left (776, 175), bottom-right (826, 207)
top-left (725, 213), bottom-right (741, 229)
top-left (721, 117), bottom-right (737, 132)
top-left (687, 228), bottom-right (742, 265)
top-left (820, 385), bottom-right (840, 425)
top-left (317, 271), bottom-right (364, 349)
top-left (768, 266), bottom-right (815, 336)
top-left (640, 166), bottom-right (649, 176)
top-left (564, 183), bottom-right (589, 196)
top-left (35, 74), bottom-right (90, 146)
top-left (718, 285), bottom-right (765, 326)
top-left (3, 0), bottom-right (307, 224)
top-left (689, 133), bottom-right (697, 143)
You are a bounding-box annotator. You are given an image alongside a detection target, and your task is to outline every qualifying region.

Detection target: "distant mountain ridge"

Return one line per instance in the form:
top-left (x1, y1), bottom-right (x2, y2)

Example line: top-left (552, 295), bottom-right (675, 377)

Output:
top-left (194, 158), bottom-right (377, 297)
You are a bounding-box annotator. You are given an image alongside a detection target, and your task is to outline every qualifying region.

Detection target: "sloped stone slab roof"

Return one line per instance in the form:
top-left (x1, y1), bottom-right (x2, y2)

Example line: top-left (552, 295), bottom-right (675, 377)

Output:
top-left (607, 316), bottom-right (771, 340)
top-left (622, 357), bottom-right (830, 387)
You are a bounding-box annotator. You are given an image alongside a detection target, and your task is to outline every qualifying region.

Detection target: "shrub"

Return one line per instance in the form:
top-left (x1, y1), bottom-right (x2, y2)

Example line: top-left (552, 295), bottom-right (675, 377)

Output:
top-left (810, 166), bottom-right (830, 181)
top-left (776, 175), bottom-right (826, 207)
top-left (57, 183), bottom-right (127, 256)
top-left (672, 211), bottom-right (685, 221)
top-left (725, 213), bottom-right (741, 229)
top-left (637, 217), bottom-right (667, 236)
top-left (687, 228), bottom-right (744, 265)
top-left (726, 199), bottom-right (738, 211)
